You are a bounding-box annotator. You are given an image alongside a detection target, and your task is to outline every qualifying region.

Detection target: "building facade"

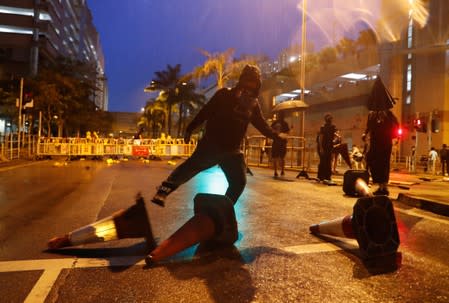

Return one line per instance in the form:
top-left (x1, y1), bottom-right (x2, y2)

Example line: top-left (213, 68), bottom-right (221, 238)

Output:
top-left (380, 0), bottom-right (449, 158)
top-left (253, 0), bottom-right (448, 165)
top-left (0, 0), bottom-right (107, 110)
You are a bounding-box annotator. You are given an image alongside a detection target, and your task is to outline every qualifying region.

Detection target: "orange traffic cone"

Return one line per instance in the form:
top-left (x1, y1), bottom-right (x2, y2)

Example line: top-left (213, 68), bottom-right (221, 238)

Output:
top-left (145, 193), bottom-right (238, 265)
top-left (47, 193), bottom-right (156, 250)
top-left (310, 179), bottom-right (400, 262)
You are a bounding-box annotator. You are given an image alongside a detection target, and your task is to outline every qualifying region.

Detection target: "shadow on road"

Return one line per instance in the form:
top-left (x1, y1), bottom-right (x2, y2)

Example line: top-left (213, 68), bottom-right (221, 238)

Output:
top-left (44, 240), bottom-right (153, 272)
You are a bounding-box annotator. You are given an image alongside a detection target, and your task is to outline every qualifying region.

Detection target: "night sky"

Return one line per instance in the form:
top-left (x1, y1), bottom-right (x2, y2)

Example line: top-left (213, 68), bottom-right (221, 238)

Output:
top-left (87, 0), bottom-right (382, 113)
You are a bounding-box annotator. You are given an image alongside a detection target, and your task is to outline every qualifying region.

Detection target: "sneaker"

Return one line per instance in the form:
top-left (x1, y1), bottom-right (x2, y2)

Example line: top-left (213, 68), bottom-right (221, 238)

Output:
top-left (151, 182), bottom-right (174, 207)
top-left (323, 179), bottom-right (337, 186)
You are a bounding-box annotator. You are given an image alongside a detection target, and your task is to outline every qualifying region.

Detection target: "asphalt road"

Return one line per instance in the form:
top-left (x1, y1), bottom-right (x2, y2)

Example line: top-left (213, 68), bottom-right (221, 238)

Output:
top-left (0, 159), bottom-right (448, 303)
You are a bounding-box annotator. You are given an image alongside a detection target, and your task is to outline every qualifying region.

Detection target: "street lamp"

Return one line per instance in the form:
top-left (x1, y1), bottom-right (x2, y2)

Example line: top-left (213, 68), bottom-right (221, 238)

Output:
top-left (300, 0), bottom-right (307, 105)
top-left (296, 0), bottom-right (308, 178)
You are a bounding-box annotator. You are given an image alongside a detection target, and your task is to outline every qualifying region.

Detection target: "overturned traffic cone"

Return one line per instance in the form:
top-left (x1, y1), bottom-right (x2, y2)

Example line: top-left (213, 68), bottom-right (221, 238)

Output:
top-left (310, 179), bottom-right (400, 270)
top-left (145, 193), bottom-right (238, 265)
top-left (47, 193), bottom-right (156, 250)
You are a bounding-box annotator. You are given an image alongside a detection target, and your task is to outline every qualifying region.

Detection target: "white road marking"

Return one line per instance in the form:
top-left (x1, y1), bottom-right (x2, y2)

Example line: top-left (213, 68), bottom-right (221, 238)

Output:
top-left (283, 241), bottom-right (357, 254)
top-left (24, 268), bottom-right (62, 303)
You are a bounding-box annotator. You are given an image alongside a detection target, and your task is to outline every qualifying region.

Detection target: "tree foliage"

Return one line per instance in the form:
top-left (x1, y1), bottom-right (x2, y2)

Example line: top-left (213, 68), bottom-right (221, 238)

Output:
top-left (28, 58), bottom-right (112, 137)
top-left (144, 64), bottom-right (205, 137)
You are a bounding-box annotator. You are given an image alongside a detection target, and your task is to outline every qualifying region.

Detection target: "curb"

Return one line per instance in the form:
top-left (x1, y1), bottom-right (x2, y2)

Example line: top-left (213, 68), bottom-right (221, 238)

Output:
top-left (395, 193), bottom-right (449, 217)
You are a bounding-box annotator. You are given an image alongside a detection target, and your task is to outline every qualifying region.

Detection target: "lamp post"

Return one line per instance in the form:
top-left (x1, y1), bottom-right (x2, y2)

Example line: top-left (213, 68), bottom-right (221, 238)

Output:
top-left (18, 77), bottom-right (24, 158)
top-left (300, 0), bottom-right (307, 105)
top-left (296, 0), bottom-right (308, 178)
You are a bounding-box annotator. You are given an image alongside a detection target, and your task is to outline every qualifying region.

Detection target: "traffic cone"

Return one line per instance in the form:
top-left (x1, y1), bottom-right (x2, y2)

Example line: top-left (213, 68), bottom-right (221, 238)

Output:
top-left (310, 179), bottom-right (400, 262)
top-left (47, 193), bottom-right (156, 250)
top-left (145, 193), bottom-right (238, 265)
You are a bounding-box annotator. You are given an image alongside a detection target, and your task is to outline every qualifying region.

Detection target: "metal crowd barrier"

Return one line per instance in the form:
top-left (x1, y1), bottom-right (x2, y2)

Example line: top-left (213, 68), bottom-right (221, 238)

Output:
top-left (244, 135), bottom-right (310, 170)
top-left (36, 137), bottom-right (197, 158)
top-left (1, 133), bottom-right (36, 160)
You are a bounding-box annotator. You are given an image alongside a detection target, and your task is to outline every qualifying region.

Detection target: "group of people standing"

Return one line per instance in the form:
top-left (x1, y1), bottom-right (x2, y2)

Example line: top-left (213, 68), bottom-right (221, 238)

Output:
top-left (316, 78), bottom-right (399, 195)
top-left (426, 144), bottom-right (449, 176)
top-left (144, 67), bottom-right (402, 264)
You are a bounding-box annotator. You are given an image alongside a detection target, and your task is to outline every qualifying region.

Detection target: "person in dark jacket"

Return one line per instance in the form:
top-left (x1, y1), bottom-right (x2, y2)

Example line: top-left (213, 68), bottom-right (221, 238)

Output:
top-left (317, 113), bottom-right (338, 182)
top-left (363, 77), bottom-right (399, 196)
top-left (271, 111), bottom-right (290, 177)
top-left (439, 144), bottom-right (449, 176)
top-left (151, 65), bottom-right (283, 206)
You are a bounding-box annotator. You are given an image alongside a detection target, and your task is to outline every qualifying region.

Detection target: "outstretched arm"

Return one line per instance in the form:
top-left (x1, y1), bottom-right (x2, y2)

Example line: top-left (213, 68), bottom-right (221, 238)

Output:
top-left (251, 103), bottom-right (280, 140)
top-left (184, 89), bottom-right (226, 142)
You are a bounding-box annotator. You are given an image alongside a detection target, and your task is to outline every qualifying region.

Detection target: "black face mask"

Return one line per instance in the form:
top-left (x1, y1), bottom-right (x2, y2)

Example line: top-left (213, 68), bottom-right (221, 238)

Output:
top-left (241, 88), bottom-right (258, 99)
top-left (234, 89), bottom-right (258, 122)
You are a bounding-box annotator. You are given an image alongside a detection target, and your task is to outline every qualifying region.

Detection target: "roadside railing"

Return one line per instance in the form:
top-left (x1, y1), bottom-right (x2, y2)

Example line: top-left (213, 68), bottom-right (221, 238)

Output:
top-left (245, 135), bottom-right (310, 170)
top-left (1, 133), bottom-right (37, 161)
top-left (34, 137), bottom-right (197, 159)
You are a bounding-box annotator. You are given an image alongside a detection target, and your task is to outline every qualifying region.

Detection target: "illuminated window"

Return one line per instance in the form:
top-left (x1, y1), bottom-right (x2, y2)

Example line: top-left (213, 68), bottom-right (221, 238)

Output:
top-left (39, 12), bottom-right (51, 21)
top-left (406, 95), bottom-right (411, 105)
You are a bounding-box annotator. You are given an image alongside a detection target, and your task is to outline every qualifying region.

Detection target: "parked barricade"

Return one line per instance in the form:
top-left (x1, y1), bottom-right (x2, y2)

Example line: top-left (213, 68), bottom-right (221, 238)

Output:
top-left (35, 137), bottom-right (197, 159)
top-left (245, 135), bottom-right (308, 170)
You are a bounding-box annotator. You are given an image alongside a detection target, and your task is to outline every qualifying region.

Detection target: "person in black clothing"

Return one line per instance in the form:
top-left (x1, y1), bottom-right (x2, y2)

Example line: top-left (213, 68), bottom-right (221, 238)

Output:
top-left (363, 77), bottom-right (399, 196)
top-left (151, 65), bottom-right (283, 206)
top-left (271, 111), bottom-right (290, 177)
top-left (440, 144), bottom-right (449, 176)
top-left (317, 113), bottom-right (337, 182)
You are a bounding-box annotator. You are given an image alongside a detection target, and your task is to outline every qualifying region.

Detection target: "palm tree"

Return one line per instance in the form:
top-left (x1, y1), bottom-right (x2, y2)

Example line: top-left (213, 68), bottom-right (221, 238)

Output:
top-left (145, 64), bottom-right (183, 136)
top-left (188, 48), bottom-right (257, 89)
top-left (139, 96), bottom-right (167, 138)
top-left (175, 82), bottom-right (205, 137)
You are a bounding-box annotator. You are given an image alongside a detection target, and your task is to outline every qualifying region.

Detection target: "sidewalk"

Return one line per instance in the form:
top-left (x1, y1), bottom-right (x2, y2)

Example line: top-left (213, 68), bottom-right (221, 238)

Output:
top-left (312, 167), bottom-right (449, 217)
top-left (388, 171), bottom-right (449, 217)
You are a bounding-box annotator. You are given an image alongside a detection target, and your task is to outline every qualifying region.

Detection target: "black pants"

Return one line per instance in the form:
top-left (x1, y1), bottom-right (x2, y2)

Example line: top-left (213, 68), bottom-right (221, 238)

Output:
top-left (442, 158), bottom-right (449, 175)
top-left (366, 145), bottom-right (392, 184)
top-left (317, 150), bottom-right (332, 181)
top-left (164, 149), bottom-right (247, 204)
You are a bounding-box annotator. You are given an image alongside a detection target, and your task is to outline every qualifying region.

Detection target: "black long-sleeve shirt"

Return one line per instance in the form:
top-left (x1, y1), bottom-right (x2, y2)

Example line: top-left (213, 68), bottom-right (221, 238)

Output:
top-left (186, 87), bottom-right (279, 152)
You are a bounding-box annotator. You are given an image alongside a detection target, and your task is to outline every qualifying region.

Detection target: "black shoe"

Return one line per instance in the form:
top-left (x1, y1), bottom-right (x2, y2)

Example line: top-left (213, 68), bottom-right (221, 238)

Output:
top-left (280, 171), bottom-right (285, 176)
top-left (151, 182), bottom-right (174, 207)
top-left (274, 172), bottom-right (279, 178)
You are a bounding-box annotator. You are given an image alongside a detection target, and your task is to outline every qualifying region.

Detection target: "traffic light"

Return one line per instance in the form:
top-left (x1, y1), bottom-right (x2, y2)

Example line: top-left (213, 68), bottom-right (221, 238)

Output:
top-left (431, 118), bottom-right (440, 133)
top-left (413, 119), bottom-right (427, 132)
top-left (396, 126), bottom-right (403, 139)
